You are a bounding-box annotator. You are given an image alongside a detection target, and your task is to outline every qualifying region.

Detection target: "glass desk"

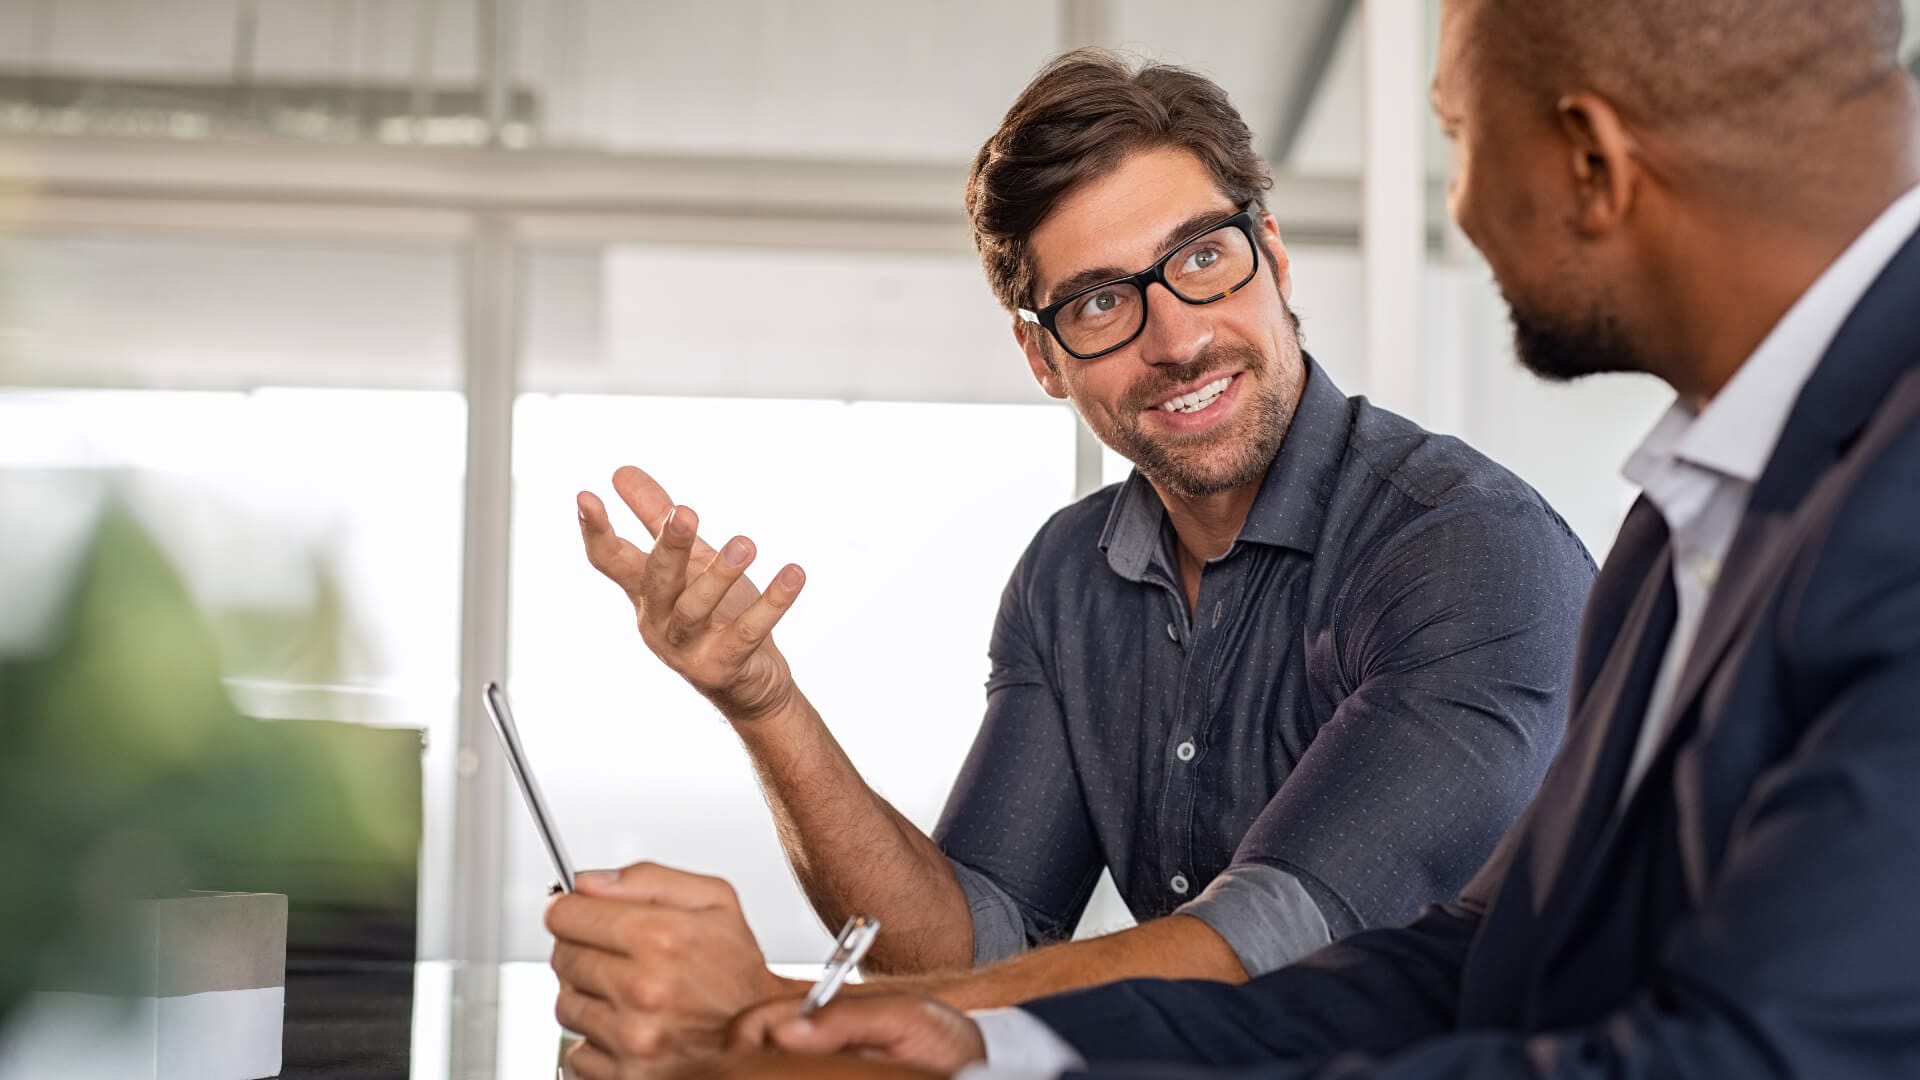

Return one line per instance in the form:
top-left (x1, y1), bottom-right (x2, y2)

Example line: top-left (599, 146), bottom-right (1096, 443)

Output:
top-left (345, 960), bottom-right (825, 1079)
top-left (0, 959), bottom-right (826, 1079)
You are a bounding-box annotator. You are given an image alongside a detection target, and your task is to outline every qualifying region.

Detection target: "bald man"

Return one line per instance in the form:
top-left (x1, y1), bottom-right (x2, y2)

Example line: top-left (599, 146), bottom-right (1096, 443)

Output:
top-left (697, 1), bottom-right (1920, 1076)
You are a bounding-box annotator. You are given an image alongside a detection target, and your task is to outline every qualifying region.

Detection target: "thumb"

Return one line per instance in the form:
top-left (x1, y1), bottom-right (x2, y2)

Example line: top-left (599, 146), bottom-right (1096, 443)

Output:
top-left (768, 996), bottom-right (987, 1074)
top-left (766, 1000), bottom-right (908, 1057)
top-left (728, 997), bottom-right (807, 1050)
top-left (768, 1014), bottom-right (850, 1054)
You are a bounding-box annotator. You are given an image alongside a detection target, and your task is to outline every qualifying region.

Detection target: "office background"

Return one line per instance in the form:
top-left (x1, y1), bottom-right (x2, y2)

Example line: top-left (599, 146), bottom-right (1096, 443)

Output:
top-left (1, 0), bottom-right (1916, 1072)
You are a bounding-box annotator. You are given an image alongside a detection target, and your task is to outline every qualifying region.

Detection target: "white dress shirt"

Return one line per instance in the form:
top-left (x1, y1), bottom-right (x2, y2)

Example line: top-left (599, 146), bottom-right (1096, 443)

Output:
top-left (1618, 179), bottom-right (1920, 806)
top-left (967, 178), bottom-right (1920, 1079)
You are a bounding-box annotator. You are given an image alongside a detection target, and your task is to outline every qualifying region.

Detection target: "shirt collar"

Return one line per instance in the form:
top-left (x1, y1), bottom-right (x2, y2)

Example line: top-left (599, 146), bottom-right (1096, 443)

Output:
top-left (1099, 356), bottom-right (1353, 582)
top-left (1621, 399), bottom-right (1697, 493)
top-left (1635, 180), bottom-right (1920, 486)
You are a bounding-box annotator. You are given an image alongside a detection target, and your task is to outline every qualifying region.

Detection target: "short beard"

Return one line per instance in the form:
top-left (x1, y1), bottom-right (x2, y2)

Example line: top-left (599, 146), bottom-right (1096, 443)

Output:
top-left (1507, 291), bottom-right (1648, 383)
top-left (1101, 305), bottom-right (1302, 500)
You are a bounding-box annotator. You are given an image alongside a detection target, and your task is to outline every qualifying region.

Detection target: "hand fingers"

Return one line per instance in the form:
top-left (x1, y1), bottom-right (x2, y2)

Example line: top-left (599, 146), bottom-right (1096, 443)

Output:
top-left (556, 987), bottom-right (629, 1061)
top-left (577, 862), bottom-right (742, 911)
top-left (547, 890), bottom-right (699, 955)
top-left (766, 996), bottom-right (973, 1067)
top-left (668, 537), bottom-right (757, 643)
top-left (612, 466), bottom-right (719, 561)
top-left (712, 565), bottom-right (807, 667)
top-left (546, 893), bottom-right (630, 954)
top-left (639, 505), bottom-right (698, 625)
top-left (559, 985), bottom-right (687, 1062)
top-left (551, 940), bottom-right (639, 1004)
top-left (562, 1038), bottom-right (617, 1080)
top-left (768, 1011), bottom-right (874, 1056)
top-left (726, 996), bottom-right (807, 1050)
top-left (766, 997), bottom-right (922, 1056)
top-left (610, 465), bottom-right (677, 538)
top-left (578, 491), bottom-right (650, 595)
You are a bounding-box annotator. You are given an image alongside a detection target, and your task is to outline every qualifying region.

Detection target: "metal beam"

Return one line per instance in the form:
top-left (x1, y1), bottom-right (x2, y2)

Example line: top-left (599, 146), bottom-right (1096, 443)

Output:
top-left (409, 0), bottom-right (443, 138)
top-left (0, 133), bottom-right (1371, 247)
top-left (0, 133), bottom-right (970, 221)
top-left (1360, 0), bottom-right (1427, 419)
top-left (232, 0), bottom-right (260, 95)
top-left (1270, 0), bottom-right (1356, 165)
top-left (446, 212), bottom-right (519, 1080)
top-left (1059, 0), bottom-right (1113, 50)
top-left (478, 0), bottom-right (515, 145)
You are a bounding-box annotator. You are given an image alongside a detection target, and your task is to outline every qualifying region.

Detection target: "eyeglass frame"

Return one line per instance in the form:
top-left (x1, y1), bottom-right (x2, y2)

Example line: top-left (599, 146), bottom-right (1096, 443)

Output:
top-left (1016, 200), bottom-right (1265, 361)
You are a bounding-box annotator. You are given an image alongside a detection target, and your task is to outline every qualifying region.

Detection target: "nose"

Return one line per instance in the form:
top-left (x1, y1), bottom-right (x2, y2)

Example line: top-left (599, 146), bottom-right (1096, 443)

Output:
top-left (1134, 282), bottom-right (1212, 367)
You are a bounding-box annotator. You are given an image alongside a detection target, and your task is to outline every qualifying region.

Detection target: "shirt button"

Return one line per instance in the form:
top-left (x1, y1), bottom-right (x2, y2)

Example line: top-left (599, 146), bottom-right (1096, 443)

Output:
top-left (1165, 621), bottom-right (1179, 643)
top-left (1170, 874), bottom-right (1190, 895)
top-left (1695, 556), bottom-right (1721, 588)
top-left (1175, 740), bottom-right (1196, 762)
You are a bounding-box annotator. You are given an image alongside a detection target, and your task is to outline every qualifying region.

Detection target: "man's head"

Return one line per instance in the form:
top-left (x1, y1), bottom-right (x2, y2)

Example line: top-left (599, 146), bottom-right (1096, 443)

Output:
top-left (1433, 0), bottom-right (1914, 390)
top-left (966, 50), bottom-right (1307, 501)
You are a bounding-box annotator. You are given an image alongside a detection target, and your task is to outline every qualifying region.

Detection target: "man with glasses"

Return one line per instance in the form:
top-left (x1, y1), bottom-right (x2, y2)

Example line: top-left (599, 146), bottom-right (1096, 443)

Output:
top-left (672, 0), bottom-right (1920, 1075)
top-left (546, 49), bottom-right (1596, 1076)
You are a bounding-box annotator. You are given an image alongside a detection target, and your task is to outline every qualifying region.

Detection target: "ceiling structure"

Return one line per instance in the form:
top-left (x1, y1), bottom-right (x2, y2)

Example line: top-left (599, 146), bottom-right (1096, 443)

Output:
top-left (0, 1), bottom-right (1366, 168)
top-left (0, 1), bottom-right (1911, 264)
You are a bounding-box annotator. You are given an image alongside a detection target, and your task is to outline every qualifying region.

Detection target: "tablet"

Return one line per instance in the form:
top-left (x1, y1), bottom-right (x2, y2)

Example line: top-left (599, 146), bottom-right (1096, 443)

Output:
top-left (482, 681), bottom-right (577, 892)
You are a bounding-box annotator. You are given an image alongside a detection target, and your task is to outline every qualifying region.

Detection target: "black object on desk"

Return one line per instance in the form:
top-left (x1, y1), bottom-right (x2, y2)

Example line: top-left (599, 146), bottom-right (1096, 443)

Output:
top-left (209, 719), bottom-right (424, 1079)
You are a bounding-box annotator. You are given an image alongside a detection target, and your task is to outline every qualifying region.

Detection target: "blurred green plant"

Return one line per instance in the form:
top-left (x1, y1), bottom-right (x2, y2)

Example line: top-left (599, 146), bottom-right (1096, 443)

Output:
top-left (0, 501), bottom-right (418, 1024)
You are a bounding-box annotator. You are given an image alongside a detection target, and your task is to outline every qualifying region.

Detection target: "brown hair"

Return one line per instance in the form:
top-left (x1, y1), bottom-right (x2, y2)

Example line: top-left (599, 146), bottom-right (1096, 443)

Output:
top-left (965, 48), bottom-right (1273, 316)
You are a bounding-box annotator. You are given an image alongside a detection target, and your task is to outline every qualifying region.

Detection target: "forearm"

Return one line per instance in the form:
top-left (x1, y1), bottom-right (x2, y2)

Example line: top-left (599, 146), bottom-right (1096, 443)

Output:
top-left (732, 688), bottom-right (974, 973)
top-left (1025, 902), bottom-right (1483, 1068)
top-left (867, 914), bottom-right (1246, 1012)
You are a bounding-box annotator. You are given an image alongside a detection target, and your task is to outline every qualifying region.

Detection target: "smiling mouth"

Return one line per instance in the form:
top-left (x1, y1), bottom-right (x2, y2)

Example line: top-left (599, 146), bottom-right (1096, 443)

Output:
top-left (1155, 375), bottom-right (1234, 414)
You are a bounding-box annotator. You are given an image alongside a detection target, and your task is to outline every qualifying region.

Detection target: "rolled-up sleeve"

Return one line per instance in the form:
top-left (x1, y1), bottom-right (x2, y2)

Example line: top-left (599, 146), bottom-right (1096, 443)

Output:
top-left (948, 858), bottom-right (1033, 965)
top-left (1229, 497), bottom-right (1591, 936)
top-left (934, 541), bottom-right (1103, 965)
top-left (1176, 863), bottom-right (1331, 977)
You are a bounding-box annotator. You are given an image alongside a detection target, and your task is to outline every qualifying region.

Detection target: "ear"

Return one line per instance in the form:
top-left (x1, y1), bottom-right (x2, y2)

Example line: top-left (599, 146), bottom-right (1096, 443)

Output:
top-left (1554, 92), bottom-right (1639, 237)
top-left (1258, 211), bottom-right (1293, 300)
top-left (1014, 318), bottom-right (1069, 399)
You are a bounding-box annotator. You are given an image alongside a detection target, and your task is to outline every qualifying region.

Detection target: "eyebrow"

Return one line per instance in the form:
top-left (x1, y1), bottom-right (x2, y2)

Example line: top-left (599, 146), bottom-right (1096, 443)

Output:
top-left (1039, 204), bottom-right (1241, 308)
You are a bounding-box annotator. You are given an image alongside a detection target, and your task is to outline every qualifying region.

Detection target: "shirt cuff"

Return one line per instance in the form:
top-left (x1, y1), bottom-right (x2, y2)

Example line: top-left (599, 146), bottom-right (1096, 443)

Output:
top-left (958, 1007), bottom-right (1086, 1080)
top-left (1175, 862), bottom-right (1332, 977)
top-left (949, 858), bottom-right (1033, 966)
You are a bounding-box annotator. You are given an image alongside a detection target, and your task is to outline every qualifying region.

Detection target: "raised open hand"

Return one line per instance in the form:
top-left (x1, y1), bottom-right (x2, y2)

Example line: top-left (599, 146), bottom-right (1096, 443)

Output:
top-left (578, 466), bottom-right (806, 721)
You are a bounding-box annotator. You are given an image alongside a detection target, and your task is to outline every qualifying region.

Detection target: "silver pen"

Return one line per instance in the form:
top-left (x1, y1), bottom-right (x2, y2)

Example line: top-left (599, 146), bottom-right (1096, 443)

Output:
top-left (798, 914), bottom-right (881, 1016)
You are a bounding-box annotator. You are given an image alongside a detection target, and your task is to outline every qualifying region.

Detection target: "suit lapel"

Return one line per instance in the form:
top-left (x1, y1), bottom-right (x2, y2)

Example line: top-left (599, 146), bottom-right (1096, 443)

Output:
top-left (1531, 217), bottom-right (1920, 983)
top-left (1628, 219), bottom-right (1920, 770)
top-left (1522, 515), bottom-right (1676, 949)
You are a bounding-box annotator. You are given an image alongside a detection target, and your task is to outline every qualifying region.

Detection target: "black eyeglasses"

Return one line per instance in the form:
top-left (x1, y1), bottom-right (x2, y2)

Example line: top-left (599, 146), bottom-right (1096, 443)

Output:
top-left (1018, 202), bottom-right (1263, 361)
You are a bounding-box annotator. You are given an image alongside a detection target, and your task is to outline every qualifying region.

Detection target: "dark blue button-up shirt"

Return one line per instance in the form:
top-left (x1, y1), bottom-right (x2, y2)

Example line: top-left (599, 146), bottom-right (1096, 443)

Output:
top-left (933, 360), bottom-right (1595, 973)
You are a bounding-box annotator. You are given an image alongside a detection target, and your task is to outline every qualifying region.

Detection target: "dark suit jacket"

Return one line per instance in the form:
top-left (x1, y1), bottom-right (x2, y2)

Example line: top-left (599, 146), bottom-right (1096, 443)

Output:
top-left (1021, 228), bottom-right (1920, 1079)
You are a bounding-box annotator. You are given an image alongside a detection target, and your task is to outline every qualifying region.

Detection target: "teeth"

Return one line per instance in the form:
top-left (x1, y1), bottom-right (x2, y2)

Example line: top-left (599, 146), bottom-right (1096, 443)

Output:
top-left (1158, 376), bottom-right (1233, 414)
